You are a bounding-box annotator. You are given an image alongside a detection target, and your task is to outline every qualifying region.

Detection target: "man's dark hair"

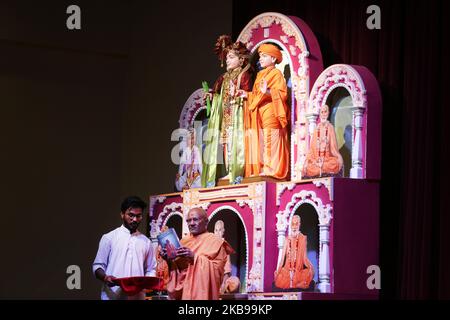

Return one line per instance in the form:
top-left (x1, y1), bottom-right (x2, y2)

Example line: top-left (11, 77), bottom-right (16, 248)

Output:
top-left (120, 196), bottom-right (147, 213)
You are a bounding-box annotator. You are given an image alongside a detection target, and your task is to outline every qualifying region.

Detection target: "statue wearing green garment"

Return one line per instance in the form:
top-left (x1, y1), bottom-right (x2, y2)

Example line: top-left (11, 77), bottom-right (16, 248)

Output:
top-left (201, 35), bottom-right (253, 187)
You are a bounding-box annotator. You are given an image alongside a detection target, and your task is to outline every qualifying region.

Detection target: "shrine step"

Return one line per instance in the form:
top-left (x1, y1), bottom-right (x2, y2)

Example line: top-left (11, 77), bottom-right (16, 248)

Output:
top-left (217, 176), bottom-right (287, 186)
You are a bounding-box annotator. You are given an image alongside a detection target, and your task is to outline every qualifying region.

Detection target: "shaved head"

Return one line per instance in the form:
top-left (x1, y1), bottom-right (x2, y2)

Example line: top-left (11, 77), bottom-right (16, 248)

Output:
top-left (291, 215), bottom-right (301, 234)
top-left (186, 207), bottom-right (208, 236)
top-left (320, 104), bottom-right (330, 122)
top-left (215, 220), bottom-right (224, 228)
top-left (189, 207), bottom-right (207, 219)
top-left (214, 220), bottom-right (225, 238)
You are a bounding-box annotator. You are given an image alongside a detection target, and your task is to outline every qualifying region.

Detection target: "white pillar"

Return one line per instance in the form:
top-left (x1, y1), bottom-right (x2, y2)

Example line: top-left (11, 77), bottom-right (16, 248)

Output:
top-left (295, 101), bottom-right (307, 181)
top-left (305, 113), bottom-right (319, 152)
top-left (350, 106), bottom-right (365, 178)
top-left (275, 213), bottom-right (288, 271)
top-left (318, 224), bottom-right (331, 293)
top-left (149, 219), bottom-right (159, 244)
top-left (276, 229), bottom-right (286, 270)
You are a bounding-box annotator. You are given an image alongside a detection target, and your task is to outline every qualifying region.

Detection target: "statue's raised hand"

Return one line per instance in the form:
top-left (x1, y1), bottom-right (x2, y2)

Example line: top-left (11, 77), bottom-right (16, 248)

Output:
top-left (259, 78), bottom-right (268, 94)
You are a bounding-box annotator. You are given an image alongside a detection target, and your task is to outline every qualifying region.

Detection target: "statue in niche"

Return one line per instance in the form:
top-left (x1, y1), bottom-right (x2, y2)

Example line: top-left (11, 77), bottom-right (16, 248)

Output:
top-left (238, 43), bottom-right (290, 180)
top-left (303, 104), bottom-right (343, 178)
top-left (214, 220), bottom-right (241, 294)
top-left (274, 215), bottom-right (314, 290)
top-left (202, 35), bottom-right (253, 187)
top-left (175, 129), bottom-right (202, 191)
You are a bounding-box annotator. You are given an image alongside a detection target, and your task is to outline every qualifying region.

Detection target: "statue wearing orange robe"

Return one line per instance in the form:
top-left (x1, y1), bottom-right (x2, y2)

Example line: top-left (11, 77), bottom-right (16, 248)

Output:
top-left (274, 215), bottom-right (314, 289)
top-left (155, 245), bottom-right (170, 291)
top-left (242, 43), bottom-right (289, 180)
top-left (164, 208), bottom-right (233, 300)
top-left (303, 104), bottom-right (343, 178)
top-left (214, 220), bottom-right (232, 294)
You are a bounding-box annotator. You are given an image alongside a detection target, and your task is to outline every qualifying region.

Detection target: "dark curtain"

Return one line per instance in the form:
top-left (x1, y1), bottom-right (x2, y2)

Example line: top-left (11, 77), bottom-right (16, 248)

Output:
top-left (232, 0), bottom-right (449, 299)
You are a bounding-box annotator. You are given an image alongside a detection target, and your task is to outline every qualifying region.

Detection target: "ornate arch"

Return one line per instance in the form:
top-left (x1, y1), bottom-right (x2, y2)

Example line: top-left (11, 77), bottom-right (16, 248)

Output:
top-left (209, 205), bottom-right (250, 293)
top-left (178, 88), bottom-right (206, 129)
top-left (161, 211), bottom-right (184, 231)
top-left (149, 196), bottom-right (166, 218)
top-left (308, 64), bottom-right (370, 179)
top-left (237, 12), bottom-right (324, 181)
top-left (235, 185), bottom-right (265, 293)
top-left (276, 189), bottom-right (332, 293)
top-left (149, 202), bottom-right (184, 240)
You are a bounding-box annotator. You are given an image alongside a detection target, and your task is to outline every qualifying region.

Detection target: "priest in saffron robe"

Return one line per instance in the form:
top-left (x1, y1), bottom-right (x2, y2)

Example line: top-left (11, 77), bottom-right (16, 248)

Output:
top-left (274, 215), bottom-right (314, 290)
top-left (303, 104), bottom-right (343, 178)
top-left (163, 207), bottom-right (233, 300)
top-left (239, 43), bottom-right (289, 180)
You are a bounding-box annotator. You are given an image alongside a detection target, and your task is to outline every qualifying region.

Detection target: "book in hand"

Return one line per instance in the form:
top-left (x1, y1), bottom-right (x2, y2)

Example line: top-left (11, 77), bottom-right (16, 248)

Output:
top-left (157, 228), bottom-right (181, 259)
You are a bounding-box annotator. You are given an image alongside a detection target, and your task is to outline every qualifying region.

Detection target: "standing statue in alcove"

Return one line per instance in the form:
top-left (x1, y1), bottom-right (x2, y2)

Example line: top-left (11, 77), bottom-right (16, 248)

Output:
top-left (214, 220), bottom-right (241, 294)
top-left (238, 43), bottom-right (290, 180)
top-left (303, 104), bottom-right (344, 178)
top-left (274, 215), bottom-right (314, 290)
top-left (202, 35), bottom-right (253, 187)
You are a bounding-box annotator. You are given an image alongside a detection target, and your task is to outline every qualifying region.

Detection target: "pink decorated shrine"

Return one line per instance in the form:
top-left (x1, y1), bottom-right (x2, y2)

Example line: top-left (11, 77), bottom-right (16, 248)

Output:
top-left (149, 12), bottom-right (381, 300)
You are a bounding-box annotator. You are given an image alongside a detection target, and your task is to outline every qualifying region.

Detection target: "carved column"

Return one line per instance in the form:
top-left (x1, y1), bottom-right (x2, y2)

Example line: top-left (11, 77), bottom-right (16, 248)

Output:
top-left (318, 204), bottom-right (332, 293)
top-left (275, 213), bottom-right (288, 270)
top-left (305, 113), bottom-right (319, 151)
top-left (318, 224), bottom-right (331, 293)
top-left (350, 106), bottom-right (365, 178)
top-left (149, 219), bottom-right (160, 244)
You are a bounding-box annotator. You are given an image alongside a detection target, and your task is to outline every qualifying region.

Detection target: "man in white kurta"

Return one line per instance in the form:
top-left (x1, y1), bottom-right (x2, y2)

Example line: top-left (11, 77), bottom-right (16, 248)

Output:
top-left (92, 196), bottom-right (156, 300)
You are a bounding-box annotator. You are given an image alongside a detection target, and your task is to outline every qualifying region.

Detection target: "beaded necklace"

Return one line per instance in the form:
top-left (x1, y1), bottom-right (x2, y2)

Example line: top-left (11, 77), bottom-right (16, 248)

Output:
top-left (316, 121), bottom-right (329, 158)
top-left (288, 233), bottom-right (299, 287)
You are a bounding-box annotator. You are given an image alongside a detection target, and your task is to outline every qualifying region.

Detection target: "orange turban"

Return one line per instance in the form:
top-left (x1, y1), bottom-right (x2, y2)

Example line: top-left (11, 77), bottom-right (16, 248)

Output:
top-left (258, 43), bottom-right (283, 64)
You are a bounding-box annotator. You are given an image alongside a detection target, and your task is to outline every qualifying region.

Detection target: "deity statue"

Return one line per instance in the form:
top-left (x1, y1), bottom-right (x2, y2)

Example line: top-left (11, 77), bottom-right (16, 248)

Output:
top-left (238, 43), bottom-right (290, 180)
top-left (202, 35), bottom-right (253, 187)
top-left (175, 129), bottom-right (202, 191)
top-left (303, 104), bottom-right (343, 178)
top-left (213, 220), bottom-right (241, 294)
top-left (274, 215), bottom-right (314, 290)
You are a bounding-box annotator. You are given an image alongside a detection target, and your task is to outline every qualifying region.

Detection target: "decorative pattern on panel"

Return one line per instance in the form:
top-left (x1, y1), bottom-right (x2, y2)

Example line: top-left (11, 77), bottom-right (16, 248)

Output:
top-left (178, 88), bottom-right (206, 129)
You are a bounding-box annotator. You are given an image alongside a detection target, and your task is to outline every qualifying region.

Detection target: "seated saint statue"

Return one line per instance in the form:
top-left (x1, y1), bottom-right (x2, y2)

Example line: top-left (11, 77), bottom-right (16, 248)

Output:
top-left (303, 104), bottom-right (343, 178)
top-left (274, 215), bottom-right (314, 290)
top-left (175, 129), bottom-right (202, 191)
